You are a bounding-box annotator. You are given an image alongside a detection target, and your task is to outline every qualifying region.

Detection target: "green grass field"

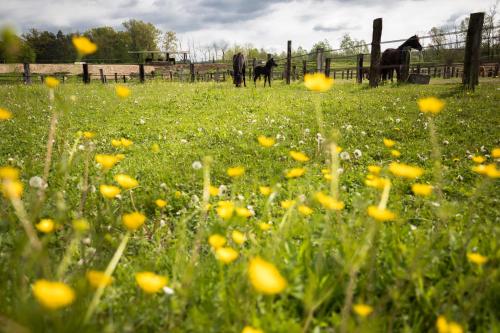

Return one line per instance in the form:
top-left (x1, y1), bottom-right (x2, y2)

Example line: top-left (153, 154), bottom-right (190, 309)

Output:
top-left (0, 79), bottom-right (499, 333)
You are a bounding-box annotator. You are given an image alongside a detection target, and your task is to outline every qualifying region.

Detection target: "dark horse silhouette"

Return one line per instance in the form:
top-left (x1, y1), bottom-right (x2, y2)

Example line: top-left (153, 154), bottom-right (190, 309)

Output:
top-left (381, 35), bottom-right (422, 82)
top-left (254, 58), bottom-right (278, 87)
top-left (232, 53), bottom-right (246, 87)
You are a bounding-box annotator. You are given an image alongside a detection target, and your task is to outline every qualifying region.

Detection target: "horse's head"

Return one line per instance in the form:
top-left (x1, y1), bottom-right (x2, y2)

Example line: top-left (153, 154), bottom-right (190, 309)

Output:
top-left (409, 35), bottom-right (423, 51)
top-left (268, 58), bottom-right (278, 67)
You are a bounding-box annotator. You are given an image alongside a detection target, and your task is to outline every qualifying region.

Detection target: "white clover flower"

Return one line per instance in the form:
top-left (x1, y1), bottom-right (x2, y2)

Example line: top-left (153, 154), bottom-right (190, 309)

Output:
top-left (139, 118), bottom-right (146, 125)
top-left (163, 286), bottom-right (175, 295)
top-left (340, 151), bottom-right (350, 160)
top-left (29, 176), bottom-right (47, 189)
top-left (353, 149), bottom-right (362, 159)
top-left (180, 139), bottom-right (188, 144)
top-left (218, 185), bottom-right (228, 195)
top-left (192, 161), bottom-right (202, 170)
top-left (337, 167), bottom-right (344, 174)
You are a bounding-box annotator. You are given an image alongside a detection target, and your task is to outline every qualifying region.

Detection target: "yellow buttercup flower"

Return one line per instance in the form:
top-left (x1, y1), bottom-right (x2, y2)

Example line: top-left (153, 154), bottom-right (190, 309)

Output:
top-left (236, 207), bottom-right (253, 218)
top-left (111, 139), bottom-right (122, 147)
top-left (315, 192), bottom-right (344, 210)
top-left (122, 212), bottom-right (146, 231)
top-left (259, 186), bottom-right (271, 196)
top-left (383, 138), bottom-right (396, 148)
top-left (120, 138), bottom-right (133, 147)
top-left (471, 163), bottom-right (500, 178)
top-left (365, 177), bottom-right (390, 190)
top-left (248, 257), bottom-right (287, 294)
top-left (367, 165), bottom-right (381, 175)
top-left (32, 280), bottom-right (75, 310)
top-left (242, 326), bottom-right (263, 333)
top-left (227, 166), bottom-right (245, 177)
top-left (209, 234), bottom-right (226, 249)
top-left (83, 131), bottom-right (95, 139)
top-left (216, 201), bottom-right (235, 220)
top-left (73, 219), bottom-right (90, 232)
top-left (257, 135), bottom-right (275, 148)
top-left (389, 162), bottom-right (423, 179)
top-left (215, 247), bottom-right (239, 264)
top-left (99, 184), bottom-right (120, 199)
top-left (86, 270), bottom-right (113, 288)
top-left (95, 154), bottom-right (119, 170)
top-left (174, 190), bottom-right (182, 198)
top-left (44, 76), bottom-right (60, 89)
top-left (115, 85), bottom-right (131, 99)
top-left (151, 143), bottom-right (160, 153)
top-left (72, 36), bottom-right (97, 55)
top-left (0, 108), bottom-right (13, 120)
top-left (298, 205), bottom-right (313, 216)
top-left (35, 219), bottom-right (55, 233)
top-left (135, 272), bottom-right (168, 293)
top-left (289, 151), bottom-right (310, 162)
top-left (0, 166), bottom-right (19, 180)
top-left (367, 205), bottom-right (396, 221)
top-left (231, 230), bottom-right (246, 245)
top-left (411, 183), bottom-right (433, 197)
top-left (280, 199), bottom-right (296, 209)
top-left (472, 155), bottom-right (485, 163)
top-left (1, 180), bottom-right (23, 199)
top-left (209, 185), bottom-right (220, 196)
top-left (304, 72), bottom-right (334, 92)
top-left (285, 168), bottom-right (306, 179)
top-left (155, 199), bottom-right (167, 208)
top-left (259, 222), bottom-right (271, 231)
top-left (324, 173), bottom-right (332, 181)
top-left (492, 147), bottom-right (500, 159)
top-left (436, 316), bottom-right (463, 333)
top-left (417, 97), bottom-right (445, 114)
top-left (114, 174), bottom-right (139, 189)
top-left (391, 150), bottom-right (401, 158)
top-left (467, 252), bottom-right (488, 265)
top-left (353, 304), bottom-right (373, 317)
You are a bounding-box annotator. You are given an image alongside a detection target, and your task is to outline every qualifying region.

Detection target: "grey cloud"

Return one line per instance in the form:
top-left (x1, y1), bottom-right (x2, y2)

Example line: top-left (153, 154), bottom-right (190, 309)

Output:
top-left (313, 23), bottom-right (361, 32)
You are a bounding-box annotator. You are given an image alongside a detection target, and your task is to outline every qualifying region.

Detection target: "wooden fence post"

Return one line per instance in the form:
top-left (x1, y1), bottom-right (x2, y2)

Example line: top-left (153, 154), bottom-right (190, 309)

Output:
top-left (115, 73), bottom-right (118, 83)
top-left (369, 18), bottom-right (382, 88)
top-left (23, 63), bottom-right (31, 84)
top-left (357, 54), bottom-right (364, 83)
top-left (190, 63), bottom-right (195, 82)
top-left (286, 40), bottom-right (292, 84)
top-left (139, 64), bottom-right (145, 83)
top-left (302, 60), bottom-right (307, 78)
top-left (292, 65), bottom-right (297, 80)
top-left (123, 75), bottom-right (126, 83)
top-left (463, 12), bottom-right (485, 90)
top-left (316, 47), bottom-right (324, 72)
top-left (325, 58), bottom-right (331, 77)
top-left (99, 68), bottom-right (105, 84)
top-left (82, 64), bottom-right (89, 84)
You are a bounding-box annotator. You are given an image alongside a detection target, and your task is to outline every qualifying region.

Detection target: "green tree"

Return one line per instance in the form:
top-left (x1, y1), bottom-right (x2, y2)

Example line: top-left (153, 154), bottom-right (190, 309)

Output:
top-left (85, 27), bottom-right (132, 63)
top-left (339, 33), bottom-right (369, 55)
top-left (122, 19), bottom-right (161, 62)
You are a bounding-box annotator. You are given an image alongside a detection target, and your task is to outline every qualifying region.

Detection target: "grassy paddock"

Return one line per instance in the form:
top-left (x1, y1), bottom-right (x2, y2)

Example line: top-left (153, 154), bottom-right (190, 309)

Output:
top-left (0, 80), bottom-right (499, 333)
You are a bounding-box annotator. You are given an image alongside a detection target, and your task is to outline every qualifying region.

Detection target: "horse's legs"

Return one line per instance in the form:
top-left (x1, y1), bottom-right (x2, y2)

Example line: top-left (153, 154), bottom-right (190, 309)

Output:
top-left (395, 67), bottom-right (400, 82)
top-left (264, 75), bottom-right (267, 87)
top-left (269, 75), bottom-right (271, 87)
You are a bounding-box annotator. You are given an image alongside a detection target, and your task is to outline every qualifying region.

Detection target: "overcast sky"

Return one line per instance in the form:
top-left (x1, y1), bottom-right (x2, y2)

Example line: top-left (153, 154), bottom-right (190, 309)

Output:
top-left (1, 0), bottom-right (496, 52)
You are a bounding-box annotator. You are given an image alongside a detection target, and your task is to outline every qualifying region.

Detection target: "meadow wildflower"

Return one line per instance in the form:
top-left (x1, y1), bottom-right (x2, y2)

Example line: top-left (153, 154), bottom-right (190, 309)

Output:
top-left (259, 222), bottom-right (271, 231)
top-left (367, 205), bottom-right (396, 221)
top-left (365, 177), bottom-right (390, 190)
top-left (216, 201), bottom-right (235, 220)
top-left (353, 304), bottom-right (373, 317)
top-left (73, 219), bottom-right (90, 232)
top-left (155, 199), bottom-right (167, 208)
top-left (215, 247), bottom-right (239, 264)
top-left (389, 162), bottom-right (424, 179)
top-left (304, 72), bottom-right (334, 92)
top-left (114, 174), bottom-right (139, 189)
top-left (83, 131), bottom-right (95, 139)
top-left (298, 205), bottom-right (313, 216)
top-left (0, 108), bottom-right (13, 120)
top-left (95, 154), bottom-right (119, 170)
top-left (492, 147), bottom-right (500, 159)
top-left (1, 180), bottom-right (23, 199)
top-left (383, 138), bottom-right (396, 148)
top-left (122, 212), bottom-right (146, 231)
top-left (285, 168), bottom-right (305, 179)
top-left (289, 151), bottom-right (310, 162)
top-left (72, 36), bottom-right (97, 55)
top-left (135, 272), bottom-right (168, 293)
top-left (209, 185), bottom-right (220, 196)
top-left (120, 138), bottom-right (133, 147)
top-left (0, 166), bottom-right (19, 180)
top-left (258, 135), bottom-right (275, 147)
top-left (315, 192), bottom-right (344, 210)
top-left (44, 76), bottom-right (60, 89)
top-left (32, 280), bottom-right (75, 310)
top-left (151, 143), bottom-right (160, 153)
top-left (99, 184), bottom-right (120, 199)
top-left (209, 234), bottom-right (226, 249)
top-left (227, 166), bottom-right (245, 177)
top-left (436, 316), bottom-right (463, 333)
top-left (280, 200), bottom-right (296, 209)
top-left (115, 85), bottom-right (131, 98)
top-left (467, 252), bottom-right (488, 265)
top-left (35, 219), bottom-right (55, 233)
top-left (242, 326), bottom-right (263, 333)
top-left (391, 150), bottom-right (401, 158)
top-left (417, 97), bottom-right (445, 114)
top-left (411, 183), bottom-right (433, 196)
top-left (248, 257), bottom-right (287, 294)
top-left (259, 186), bottom-right (272, 196)
top-left (232, 230), bottom-right (246, 245)
top-left (112, 139), bottom-right (122, 147)
top-left (86, 270), bottom-right (113, 288)
top-left (236, 207), bottom-right (253, 218)
top-left (472, 155), bottom-right (485, 163)
top-left (471, 163), bottom-right (500, 178)
top-left (367, 165), bottom-right (381, 175)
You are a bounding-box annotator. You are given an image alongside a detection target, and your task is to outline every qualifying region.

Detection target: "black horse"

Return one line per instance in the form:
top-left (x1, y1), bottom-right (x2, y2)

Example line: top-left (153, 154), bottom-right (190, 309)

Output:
top-left (381, 35), bottom-right (422, 82)
top-left (232, 53), bottom-right (246, 87)
top-left (254, 58), bottom-right (278, 87)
